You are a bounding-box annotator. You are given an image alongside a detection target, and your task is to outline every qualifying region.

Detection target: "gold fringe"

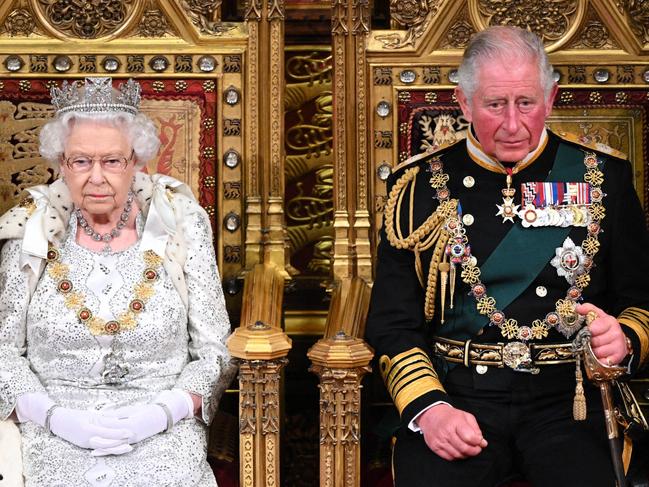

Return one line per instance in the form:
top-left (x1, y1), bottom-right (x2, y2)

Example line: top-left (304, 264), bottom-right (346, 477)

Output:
top-left (449, 263), bottom-right (456, 310)
top-left (424, 232), bottom-right (449, 321)
top-left (438, 261), bottom-right (449, 324)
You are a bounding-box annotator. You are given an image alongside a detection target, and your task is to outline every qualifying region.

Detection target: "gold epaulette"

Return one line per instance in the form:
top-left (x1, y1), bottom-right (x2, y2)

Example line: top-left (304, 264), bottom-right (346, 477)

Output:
top-left (618, 307), bottom-right (649, 368)
top-left (391, 140), bottom-right (460, 174)
top-left (554, 130), bottom-right (627, 160)
top-left (379, 348), bottom-right (445, 415)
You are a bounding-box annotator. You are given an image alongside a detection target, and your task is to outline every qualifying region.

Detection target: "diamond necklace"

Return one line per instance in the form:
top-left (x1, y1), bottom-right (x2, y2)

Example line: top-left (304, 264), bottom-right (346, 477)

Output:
top-left (76, 191), bottom-right (134, 252)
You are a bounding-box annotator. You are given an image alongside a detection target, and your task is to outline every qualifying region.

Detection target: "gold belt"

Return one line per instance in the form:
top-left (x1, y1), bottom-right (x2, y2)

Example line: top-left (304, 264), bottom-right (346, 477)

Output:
top-left (433, 336), bottom-right (576, 373)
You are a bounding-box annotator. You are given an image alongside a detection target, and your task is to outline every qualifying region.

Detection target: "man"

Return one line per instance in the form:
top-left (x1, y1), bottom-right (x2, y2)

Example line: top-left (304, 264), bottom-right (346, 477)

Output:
top-left (366, 26), bottom-right (649, 486)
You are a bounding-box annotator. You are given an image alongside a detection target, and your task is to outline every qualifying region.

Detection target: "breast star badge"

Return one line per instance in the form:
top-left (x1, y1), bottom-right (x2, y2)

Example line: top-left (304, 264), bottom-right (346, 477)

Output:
top-left (550, 237), bottom-right (586, 284)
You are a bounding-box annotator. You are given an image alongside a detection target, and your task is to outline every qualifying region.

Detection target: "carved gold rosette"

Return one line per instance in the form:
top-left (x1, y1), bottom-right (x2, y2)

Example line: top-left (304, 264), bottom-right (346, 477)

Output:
top-left (33, 0), bottom-right (138, 40)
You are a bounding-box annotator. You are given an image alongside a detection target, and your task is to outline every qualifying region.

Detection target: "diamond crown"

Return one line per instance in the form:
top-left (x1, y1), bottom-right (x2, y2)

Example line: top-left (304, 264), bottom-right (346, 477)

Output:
top-left (50, 77), bottom-right (141, 116)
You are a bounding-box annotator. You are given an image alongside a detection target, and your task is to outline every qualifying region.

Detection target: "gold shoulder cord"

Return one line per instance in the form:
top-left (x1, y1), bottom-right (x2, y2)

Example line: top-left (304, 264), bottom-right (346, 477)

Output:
top-left (384, 166), bottom-right (456, 321)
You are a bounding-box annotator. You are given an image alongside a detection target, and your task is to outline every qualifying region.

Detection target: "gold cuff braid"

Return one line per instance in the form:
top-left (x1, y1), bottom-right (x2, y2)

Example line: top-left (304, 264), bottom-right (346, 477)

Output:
top-left (379, 348), bottom-right (445, 415)
top-left (618, 307), bottom-right (649, 367)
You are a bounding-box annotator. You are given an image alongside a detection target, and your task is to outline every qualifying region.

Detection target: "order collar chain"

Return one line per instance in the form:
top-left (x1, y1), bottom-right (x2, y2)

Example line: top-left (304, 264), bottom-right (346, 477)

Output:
top-left (427, 151), bottom-right (606, 344)
top-left (46, 245), bottom-right (163, 336)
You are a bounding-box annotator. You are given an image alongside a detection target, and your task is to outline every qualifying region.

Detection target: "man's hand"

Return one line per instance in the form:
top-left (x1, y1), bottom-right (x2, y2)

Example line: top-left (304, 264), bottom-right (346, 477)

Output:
top-left (416, 403), bottom-right (487, 460)
top-left (576, 303), bottom-right (629, 365)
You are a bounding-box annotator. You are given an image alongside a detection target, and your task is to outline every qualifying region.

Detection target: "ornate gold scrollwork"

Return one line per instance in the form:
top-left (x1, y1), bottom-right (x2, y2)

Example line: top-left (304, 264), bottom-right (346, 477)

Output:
top-left (469, 0), bottom-right (586, 52)
top-left (391, 0), bottom-right (432, 27)
top-left (0, 100), bottom-right (55, 215)
top-left (285, 51), bottom-right (334, 275)
top-left (286, 97), bottom-right (332, 155)
top-left (287, 178), bottom-right (333, 226)
top-left (179, 0), bottom-right (238, 35)
top-left (34, 0), bottom-right (136, 39)
top-left (286, 164), bottom-right (334, 266)
top-left (307, 237), bottom-right (332, 274)
top-left (287, 52), bottom-right (332, 85)
top-left (476, 0), bottom-right (577, 40)
top-left (623, 0), bottom-right (649, 45)
top-left (375, 0), bottom-right (440, 49)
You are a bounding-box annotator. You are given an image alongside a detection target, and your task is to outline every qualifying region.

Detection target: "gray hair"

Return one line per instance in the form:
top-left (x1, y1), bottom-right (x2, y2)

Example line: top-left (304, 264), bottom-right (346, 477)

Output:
top-left (457, 26), bottom-right (555, 103)
top-left (39, 111), bottom-right (160, 170)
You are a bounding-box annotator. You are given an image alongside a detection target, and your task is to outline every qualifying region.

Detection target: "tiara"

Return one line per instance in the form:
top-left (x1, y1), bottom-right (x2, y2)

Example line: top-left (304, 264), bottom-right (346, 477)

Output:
top-left (50, 77), bottom-right (141, 116)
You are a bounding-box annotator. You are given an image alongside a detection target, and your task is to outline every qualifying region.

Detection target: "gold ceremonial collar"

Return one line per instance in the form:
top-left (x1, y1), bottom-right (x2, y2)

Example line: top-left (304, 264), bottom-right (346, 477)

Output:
top-left (466, 126), bottom-right (548, 175)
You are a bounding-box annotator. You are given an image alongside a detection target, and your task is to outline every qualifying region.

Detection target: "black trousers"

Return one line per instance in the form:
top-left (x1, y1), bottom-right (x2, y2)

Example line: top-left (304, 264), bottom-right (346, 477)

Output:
top-left (393, 364), bottom-right (616, 487)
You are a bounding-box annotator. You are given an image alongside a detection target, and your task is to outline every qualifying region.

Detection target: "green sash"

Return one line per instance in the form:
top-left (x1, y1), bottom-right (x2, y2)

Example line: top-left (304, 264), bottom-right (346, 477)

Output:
top-left (441, 142), bottom-right (595, 341)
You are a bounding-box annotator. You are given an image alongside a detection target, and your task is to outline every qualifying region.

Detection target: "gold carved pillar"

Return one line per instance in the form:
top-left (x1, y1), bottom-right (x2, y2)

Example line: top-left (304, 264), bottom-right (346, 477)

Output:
top-left (244, 0), bottom-right (287, 273)
top-left (308, 331), bottom-right (373, 487)
top-left (227, 264), bottom-right (292, 487)
top-left (308, 277), bottom-right (373, 487)
top-left (331, 0), bottom-right (371, 281)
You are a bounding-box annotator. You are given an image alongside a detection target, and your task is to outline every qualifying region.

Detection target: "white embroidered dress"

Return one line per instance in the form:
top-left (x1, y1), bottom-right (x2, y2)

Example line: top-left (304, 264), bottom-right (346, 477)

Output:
top-left (0, 174), bottom-right (233, 487)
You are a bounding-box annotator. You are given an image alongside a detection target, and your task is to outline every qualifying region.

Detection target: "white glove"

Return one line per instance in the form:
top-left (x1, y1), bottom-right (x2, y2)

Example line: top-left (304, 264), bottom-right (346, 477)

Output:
top-left (15, 391), bottom-right (55, 427)
top-left (15, 392), bottom-right (134, 453)
top-left (97, 389), bottom-right (193, 447)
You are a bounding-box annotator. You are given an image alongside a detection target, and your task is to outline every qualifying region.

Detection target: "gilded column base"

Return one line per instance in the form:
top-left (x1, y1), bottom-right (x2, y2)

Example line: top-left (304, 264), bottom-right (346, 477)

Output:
top-left (308, 331), bottom-right (374, 487)
top-left (237, 357), bottom-right (289, 487)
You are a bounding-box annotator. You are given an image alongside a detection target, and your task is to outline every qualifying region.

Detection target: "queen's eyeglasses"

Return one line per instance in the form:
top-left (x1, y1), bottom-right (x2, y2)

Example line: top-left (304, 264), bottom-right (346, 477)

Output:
top-left (63, 150), bottom-right (135, 173)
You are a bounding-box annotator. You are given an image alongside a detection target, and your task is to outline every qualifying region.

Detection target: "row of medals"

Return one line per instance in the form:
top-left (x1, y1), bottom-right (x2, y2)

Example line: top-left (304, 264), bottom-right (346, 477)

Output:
top-left (428, 152), bottom-right (605, 371)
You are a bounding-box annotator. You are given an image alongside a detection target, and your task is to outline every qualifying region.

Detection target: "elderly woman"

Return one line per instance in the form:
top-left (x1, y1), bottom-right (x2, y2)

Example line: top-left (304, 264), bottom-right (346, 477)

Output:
top-left (0, 77), bottom-right (234, 486)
